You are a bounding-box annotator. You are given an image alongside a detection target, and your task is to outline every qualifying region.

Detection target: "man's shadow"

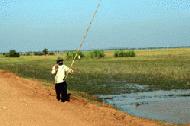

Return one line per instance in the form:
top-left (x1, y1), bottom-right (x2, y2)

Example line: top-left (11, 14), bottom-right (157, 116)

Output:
top-left (61, 93), bottom-right (71, 102)
top-left (66, 93), bottom-right (71, 101)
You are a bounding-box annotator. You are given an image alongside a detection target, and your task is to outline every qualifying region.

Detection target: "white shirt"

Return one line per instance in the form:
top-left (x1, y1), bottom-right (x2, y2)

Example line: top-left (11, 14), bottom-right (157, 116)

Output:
top-left (51, 65), bottom-right (72, 84)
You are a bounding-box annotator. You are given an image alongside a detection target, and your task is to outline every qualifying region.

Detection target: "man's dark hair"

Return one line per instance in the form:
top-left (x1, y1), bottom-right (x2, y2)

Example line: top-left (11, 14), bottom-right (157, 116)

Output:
top-left (57, 60), bottom-right (63, 65)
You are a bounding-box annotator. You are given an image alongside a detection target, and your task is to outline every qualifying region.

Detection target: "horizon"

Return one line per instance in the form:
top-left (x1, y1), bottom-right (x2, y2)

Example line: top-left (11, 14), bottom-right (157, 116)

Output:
top-left (0, 0), bottom-right (190, 52)
top-left (1, 46), bottom-right (190, 53)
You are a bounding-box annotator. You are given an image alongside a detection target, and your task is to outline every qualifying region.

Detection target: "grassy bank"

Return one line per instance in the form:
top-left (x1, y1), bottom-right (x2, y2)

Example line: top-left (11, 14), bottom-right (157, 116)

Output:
top-left (0, 48), bottom-right (190, 95)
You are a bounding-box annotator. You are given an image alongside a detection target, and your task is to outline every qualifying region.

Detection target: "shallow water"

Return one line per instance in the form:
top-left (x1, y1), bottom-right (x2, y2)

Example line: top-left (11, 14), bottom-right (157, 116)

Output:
top-left (98, 89), bottom-right (190, 124)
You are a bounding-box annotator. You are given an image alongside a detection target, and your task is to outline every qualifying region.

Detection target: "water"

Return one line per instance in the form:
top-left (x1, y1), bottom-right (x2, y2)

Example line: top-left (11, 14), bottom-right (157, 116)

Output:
top-left (98, 89), bottom-right (190, 124)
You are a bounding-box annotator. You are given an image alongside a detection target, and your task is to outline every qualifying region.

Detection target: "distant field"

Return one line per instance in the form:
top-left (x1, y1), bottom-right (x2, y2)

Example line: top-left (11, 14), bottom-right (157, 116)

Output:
top-left (0, 48), bottom-right (190, 95)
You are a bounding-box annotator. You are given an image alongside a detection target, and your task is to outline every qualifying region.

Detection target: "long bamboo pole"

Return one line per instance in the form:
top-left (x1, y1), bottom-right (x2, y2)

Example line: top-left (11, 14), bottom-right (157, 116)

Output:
top-left (65, 0), bottom-right (101, 79)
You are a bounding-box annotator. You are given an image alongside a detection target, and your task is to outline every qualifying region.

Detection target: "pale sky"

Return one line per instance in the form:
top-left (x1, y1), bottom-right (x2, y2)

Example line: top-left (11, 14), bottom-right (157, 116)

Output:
top-left (0, 0), bottom-right (190, 52)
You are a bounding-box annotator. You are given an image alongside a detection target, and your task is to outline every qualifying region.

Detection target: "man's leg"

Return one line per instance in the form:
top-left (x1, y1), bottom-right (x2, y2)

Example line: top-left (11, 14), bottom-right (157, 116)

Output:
top-left (61, 81), bottom-right (68, 102)
top-left (55, 83), bottom-right (61, 101)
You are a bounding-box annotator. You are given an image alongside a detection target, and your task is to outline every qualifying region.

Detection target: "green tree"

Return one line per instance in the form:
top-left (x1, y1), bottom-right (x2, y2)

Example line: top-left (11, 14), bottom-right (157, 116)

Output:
top-left (42, 48), bottom-right (48, 55)
top-left (6, 50), bottom-right (20, 57)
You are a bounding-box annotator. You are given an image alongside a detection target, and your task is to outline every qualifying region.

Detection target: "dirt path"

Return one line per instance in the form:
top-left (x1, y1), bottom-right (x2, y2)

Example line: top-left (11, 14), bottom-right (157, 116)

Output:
top-left (0, 70), bottom-right (185, 126)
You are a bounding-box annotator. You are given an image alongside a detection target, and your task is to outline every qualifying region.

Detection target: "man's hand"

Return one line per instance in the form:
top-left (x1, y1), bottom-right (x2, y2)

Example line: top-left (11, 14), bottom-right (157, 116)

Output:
top-left (55, 64), bottom-right (58, 73)
top-left (69, 69), bottom-right (74, 74)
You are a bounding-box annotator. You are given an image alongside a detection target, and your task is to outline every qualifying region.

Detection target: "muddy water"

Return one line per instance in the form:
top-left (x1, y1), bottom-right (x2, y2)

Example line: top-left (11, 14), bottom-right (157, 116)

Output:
top-left (98, 90), bottom-right (190, 124)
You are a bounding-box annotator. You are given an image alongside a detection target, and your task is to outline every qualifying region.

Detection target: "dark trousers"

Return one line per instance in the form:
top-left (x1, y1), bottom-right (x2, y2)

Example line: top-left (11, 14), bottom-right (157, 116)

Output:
top-left (55, 81), bottom-right (67, 102)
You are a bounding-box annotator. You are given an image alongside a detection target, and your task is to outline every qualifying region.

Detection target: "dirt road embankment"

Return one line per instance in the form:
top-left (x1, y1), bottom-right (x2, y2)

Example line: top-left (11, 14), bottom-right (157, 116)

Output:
top-left (0, 70), bottom-right (184, 126)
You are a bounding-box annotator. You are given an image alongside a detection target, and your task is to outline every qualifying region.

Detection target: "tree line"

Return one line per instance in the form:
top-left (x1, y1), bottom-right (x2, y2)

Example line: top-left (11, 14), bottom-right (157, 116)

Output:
top-left (2, 49), bottom-right (136, 58)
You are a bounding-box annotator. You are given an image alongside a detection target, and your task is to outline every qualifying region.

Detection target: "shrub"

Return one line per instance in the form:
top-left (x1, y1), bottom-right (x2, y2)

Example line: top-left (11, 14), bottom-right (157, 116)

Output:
top-left (5, 50), bottom-right (20, 57)
top-left (90, 50), bottom-right (105, 58)
top-left (22, 52), bottom-right (32, 56)
top-left (48, 52), bottom-right (55, 55)
top-left (78, 51), bottom-right (85, 58)
top-left (34, 52), bottom-right (44, 56)
top-left (66, 51), bottom-right (85, 59)
top-left (66, 51), bottom-right (73, 59)
top-left (114, 50), bottom-right (136, 57)
top-left (33, 49), bottom-right (54, 56)
top-left (128, 50), bottom-right (136, 57)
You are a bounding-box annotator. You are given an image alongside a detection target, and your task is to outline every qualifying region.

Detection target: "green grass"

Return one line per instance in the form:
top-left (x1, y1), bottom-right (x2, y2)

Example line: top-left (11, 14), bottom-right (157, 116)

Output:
top-left (0, 48), bottom-right (190, 95)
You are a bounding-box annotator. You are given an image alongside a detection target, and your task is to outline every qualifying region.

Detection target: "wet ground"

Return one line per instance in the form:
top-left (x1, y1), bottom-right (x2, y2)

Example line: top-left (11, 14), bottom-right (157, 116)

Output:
top-left (98, 89), bottom-right (190, 124)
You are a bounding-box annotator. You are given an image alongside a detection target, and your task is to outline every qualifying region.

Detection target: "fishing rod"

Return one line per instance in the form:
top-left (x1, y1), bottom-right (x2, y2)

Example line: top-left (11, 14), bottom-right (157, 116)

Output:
top-left (65, 0), bottom-right (101, 79)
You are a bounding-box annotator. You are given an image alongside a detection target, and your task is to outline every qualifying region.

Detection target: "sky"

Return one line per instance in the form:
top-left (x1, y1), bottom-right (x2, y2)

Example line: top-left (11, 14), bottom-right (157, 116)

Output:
top-left (0, 0), bottom-right (190, 52)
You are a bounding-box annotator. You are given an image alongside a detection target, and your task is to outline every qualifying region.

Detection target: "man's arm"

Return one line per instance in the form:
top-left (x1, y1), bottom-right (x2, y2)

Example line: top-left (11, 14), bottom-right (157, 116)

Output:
top-left (51, 64), bottom-right (58, 75)
top-left (64, 65), bottom-right (73, 74)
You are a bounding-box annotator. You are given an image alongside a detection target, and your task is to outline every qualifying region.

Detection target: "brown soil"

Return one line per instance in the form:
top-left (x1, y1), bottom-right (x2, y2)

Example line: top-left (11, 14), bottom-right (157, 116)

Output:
top-left (0, 70), bottom-right (188, 126)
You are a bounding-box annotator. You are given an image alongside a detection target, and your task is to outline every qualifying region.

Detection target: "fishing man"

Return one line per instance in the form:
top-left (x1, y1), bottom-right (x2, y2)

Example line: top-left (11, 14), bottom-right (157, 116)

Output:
top-left (51, 57), bottom-right (73, 102)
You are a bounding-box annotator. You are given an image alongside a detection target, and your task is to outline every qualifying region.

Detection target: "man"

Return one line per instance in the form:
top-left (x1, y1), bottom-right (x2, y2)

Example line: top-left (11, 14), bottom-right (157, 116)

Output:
top-left (51, 57), bottom-right (73, 102)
